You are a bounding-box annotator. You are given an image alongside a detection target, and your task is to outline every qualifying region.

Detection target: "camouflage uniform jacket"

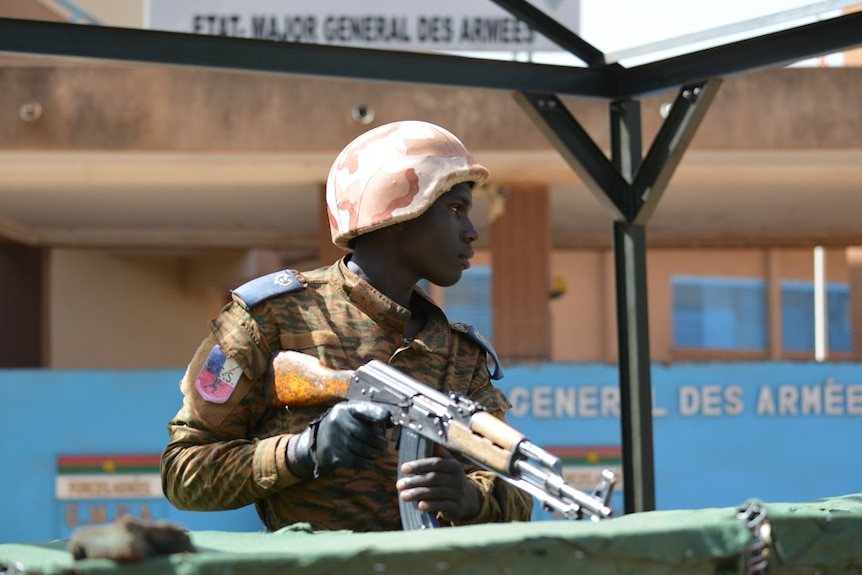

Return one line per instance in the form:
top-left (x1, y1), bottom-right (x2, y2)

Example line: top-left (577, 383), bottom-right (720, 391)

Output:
top-left (161, 259), bottom-right (534, 532)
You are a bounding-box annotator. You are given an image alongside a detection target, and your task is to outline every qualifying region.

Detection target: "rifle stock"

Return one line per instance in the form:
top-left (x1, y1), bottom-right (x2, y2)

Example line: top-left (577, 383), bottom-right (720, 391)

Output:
top-left (269, 350), bottom-right (617, 528)
top-left (270, 351), bottom-right (352, 407)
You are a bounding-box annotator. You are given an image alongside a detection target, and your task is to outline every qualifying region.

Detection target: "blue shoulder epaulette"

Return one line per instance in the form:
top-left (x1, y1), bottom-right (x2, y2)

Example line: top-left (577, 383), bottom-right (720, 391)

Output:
top-left (452, 322), bottom-right (503, 380)
top-left (231, 269), bottom-right (304, 309)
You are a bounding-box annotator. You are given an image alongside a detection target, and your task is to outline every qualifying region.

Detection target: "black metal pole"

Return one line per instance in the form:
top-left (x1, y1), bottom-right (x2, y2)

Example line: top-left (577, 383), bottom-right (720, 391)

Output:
top-left (610, 99), bottom-right (656, 513)
top-left (612, 222), bottom-right (656, 513)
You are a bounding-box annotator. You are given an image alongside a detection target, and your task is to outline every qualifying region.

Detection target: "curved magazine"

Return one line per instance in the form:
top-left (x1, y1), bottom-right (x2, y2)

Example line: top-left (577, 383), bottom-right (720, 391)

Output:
top-left (397, 429), bottom-right (440, 530)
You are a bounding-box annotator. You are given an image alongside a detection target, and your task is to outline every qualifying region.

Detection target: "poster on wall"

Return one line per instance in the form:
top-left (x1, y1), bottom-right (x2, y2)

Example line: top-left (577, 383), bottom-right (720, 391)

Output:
top-left (55, 454), bottom-right (169, 540)
top-left (146, 0), bottom-right (581, 52)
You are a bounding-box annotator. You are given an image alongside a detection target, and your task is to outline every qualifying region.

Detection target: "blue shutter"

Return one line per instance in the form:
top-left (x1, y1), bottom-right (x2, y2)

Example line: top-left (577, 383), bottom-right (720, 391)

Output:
top-left (781, 281), bottom-right (852, 352)
top-left (672, 277), bottom-right (766, 350)
top-left (827, 285), bottom-right (852, 352)
top-left (444, 266), bottom-right (493, 340)
top-left (781, 282), bottom-right (814, 351)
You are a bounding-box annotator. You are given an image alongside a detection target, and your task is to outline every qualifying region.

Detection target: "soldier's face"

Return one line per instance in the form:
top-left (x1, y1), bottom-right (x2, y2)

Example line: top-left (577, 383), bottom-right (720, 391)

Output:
top-left (399, 182), bottom-right (479, 287)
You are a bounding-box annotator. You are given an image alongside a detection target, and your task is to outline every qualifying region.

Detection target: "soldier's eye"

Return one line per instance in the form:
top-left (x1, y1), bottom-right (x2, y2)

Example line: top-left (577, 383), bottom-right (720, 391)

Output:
top-left (450, 202), bottom-right (469, 214)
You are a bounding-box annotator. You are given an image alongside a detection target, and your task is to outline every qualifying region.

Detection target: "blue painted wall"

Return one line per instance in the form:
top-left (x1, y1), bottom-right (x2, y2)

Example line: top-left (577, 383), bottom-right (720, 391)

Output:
top-left (0, 369), bottom-right (261, 544)
top-left (2, 362), bottom-right (861, 542)
top-left (499, 362), bottom-right (862, 518)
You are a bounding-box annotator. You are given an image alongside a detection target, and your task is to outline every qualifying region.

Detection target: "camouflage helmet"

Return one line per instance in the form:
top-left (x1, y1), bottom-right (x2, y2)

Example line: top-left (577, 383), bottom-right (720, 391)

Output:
top-left (326, 120), bottom-right (489, 249)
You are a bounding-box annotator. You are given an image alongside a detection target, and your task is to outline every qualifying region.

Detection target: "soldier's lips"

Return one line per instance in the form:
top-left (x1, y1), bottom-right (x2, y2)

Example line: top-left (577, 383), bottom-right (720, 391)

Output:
top-left (458, 251), bottom-right (474, 268)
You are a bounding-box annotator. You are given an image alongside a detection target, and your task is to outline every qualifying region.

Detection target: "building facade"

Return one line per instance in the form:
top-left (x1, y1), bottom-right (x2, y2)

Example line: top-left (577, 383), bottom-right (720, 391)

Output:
top-left (1, 0), bottom-right (861, 370)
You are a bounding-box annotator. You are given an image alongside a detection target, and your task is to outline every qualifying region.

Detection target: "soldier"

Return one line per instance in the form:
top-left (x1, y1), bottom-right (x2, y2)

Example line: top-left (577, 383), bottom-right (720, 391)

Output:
top-left (161, 120), bottom-right (533, 531)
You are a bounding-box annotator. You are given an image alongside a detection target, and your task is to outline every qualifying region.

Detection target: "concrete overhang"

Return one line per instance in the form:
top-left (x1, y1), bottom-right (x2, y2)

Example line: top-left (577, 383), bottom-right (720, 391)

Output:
top-left (1, 59), bottom-right (861, 253)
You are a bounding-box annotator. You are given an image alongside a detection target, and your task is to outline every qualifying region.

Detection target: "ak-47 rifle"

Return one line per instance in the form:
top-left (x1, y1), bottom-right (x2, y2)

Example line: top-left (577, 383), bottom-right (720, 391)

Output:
top-left (270, 351), bottom-right (617, 530)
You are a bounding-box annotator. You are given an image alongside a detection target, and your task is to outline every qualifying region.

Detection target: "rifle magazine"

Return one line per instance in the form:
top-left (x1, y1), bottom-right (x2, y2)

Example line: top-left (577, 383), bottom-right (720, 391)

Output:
top-left (397, 429), bottom-right (440, 530)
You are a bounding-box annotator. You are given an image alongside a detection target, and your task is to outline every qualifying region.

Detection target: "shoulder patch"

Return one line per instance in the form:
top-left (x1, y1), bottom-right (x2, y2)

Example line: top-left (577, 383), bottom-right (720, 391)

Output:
top-left (231, 269), bottom-right (304, 310)
top-left (452, 322), bottom-right (503, 380)
top-left (194, 344), bottom-right (243, 404)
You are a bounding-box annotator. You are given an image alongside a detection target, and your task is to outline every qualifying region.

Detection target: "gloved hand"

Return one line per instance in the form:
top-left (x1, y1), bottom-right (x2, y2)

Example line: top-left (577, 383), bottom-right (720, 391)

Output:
top-left (396, 444), bottom-right (481, 522)
top-left (287, 400), bottom-right (390, 478)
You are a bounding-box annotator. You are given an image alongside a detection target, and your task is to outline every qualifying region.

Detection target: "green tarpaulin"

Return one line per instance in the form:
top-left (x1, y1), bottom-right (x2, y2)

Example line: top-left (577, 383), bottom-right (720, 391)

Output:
top-left (3, 494), bottom-right (861, 575)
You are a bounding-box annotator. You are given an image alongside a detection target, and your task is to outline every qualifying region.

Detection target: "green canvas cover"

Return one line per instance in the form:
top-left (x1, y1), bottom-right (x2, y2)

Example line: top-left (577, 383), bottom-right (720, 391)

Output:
top-left (762, 493), bottom-right (862, 575)
top-left (2, 494), bottom-right (860, 575)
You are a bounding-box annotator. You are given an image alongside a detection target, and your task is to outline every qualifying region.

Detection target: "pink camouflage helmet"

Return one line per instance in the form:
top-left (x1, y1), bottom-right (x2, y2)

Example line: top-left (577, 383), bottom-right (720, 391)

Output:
top-left (326, 120), bottom-right (490, 249)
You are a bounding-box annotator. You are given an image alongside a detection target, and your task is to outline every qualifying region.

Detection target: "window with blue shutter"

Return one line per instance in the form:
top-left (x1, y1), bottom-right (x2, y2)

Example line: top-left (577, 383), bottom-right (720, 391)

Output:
top-left (780, 281), bottom-right (852, 352)
top-left (672, 276), bottom-right (767, 350)
top-left (444, 266), bottom-right (493, 340)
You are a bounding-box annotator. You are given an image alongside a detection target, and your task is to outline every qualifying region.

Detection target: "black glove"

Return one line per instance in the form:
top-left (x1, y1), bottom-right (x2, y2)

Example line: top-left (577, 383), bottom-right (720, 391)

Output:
top-left (288, 400), bottom-right (390, 478)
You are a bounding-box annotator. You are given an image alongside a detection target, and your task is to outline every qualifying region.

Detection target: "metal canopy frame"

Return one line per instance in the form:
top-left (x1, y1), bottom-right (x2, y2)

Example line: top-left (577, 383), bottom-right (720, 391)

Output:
top-left (1, 10), bottom-right (861, 98)
top-left (2, 1), bottom-right (861, 515)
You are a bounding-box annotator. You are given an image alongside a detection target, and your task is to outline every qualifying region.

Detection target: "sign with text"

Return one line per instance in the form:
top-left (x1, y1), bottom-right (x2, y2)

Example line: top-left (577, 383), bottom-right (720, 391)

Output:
top-left (499, 362), bottom-right (862, 513)
top-left (506, 377), bottom-right (862, 420)
top-left (147, 0), bottom-right (580, 52)
top-left (55, 454), bottom-right (165, 539)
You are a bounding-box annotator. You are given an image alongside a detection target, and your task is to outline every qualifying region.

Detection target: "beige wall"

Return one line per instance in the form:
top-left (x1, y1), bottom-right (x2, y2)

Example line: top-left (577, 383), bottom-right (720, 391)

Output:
top-left (550, 250), bottom-right (615, 363)
top-left (544, 246), bottom-right (852, 365)
top-left (646, 248), bottom-right (848, 362)
top-left (49, 245), bottom-right (855, 369)
top-left (49, 250), bottom-right (224, 368)
top-left (48, 247), bottom-right (330, 368)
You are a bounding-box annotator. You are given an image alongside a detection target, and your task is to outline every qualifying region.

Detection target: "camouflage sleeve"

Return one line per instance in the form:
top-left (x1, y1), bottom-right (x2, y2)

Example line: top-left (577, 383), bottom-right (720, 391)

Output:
top-left (450, 353), bottom-right (534, 525)
top-left (160, 306), bottom-right (304, 512)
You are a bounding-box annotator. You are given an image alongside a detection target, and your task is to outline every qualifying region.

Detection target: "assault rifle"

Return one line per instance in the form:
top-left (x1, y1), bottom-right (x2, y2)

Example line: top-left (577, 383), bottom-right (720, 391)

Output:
top-left (270, 351), bottom-right (617, 530)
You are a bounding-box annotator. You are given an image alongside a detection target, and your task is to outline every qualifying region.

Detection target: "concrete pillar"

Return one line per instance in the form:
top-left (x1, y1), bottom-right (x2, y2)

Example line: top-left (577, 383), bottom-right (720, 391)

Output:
top-left (0, 243), bottom-right (47, 367)
top-left (490, 184), bottom-right (551, 361)
top-left (766, 248), bottom-right (782, 360)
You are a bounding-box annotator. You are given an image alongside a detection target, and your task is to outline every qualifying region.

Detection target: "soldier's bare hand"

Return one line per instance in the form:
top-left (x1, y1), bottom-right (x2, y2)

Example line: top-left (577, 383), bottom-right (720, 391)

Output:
top-left (396, 444), bottom-right (480, 521)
